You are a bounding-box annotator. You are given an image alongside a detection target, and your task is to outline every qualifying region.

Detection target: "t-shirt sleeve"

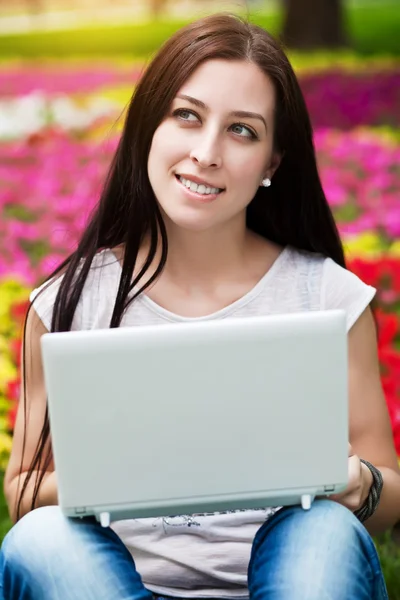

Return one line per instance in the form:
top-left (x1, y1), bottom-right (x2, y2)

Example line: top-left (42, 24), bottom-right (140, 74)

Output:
top-left (321, 258), bottom-right (376, 332)
top-left (29, 275), bottom-right (64, 331)
top-left (29, 265), bottom-right (86, 332)
top-left (28, 250), bottom-right (118, 331)
top-left (30, 273), bottom-right (86, 331)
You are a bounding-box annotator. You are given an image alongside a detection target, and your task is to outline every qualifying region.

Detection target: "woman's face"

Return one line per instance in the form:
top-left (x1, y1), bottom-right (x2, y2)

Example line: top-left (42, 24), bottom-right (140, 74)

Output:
top-left (147, 59), bottom-right (279, 233)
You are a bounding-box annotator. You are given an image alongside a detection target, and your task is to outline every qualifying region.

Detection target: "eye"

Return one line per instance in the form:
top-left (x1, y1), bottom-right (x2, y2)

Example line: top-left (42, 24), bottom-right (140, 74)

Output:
top-left (173, 109), bottom-right (200, 122)
top-left (230, 123), bottom-right (258, 140)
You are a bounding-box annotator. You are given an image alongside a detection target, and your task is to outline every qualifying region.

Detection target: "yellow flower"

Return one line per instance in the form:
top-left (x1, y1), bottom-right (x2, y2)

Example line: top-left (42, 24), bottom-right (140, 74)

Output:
top-left (0, 432), bottom-right (13, 471)
top-left (0, 356), bottom-right (17, 394)
top-left (343, 232), bottom-right (384, 259)
top-left (289, 51), bottom-right (398, 75)
top-left (389, 241), bottom-right (400, 257)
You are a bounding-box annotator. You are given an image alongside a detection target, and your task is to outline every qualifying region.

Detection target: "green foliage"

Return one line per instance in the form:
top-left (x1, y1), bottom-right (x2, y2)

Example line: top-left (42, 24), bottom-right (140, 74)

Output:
top-left (1, 3), bottom-right (400, 58)
top-left (0, 473), bottom-right (12, 543)
top-left (1, 19), bottom-right (189, 59)
top-left (344, 2), bottom-right (400, 56)
top-left (375, 532), bottom-right (400, 600)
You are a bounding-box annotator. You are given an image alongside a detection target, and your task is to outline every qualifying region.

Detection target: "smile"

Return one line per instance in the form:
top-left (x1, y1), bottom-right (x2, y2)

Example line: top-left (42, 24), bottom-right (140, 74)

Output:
top-left (176, 175), bottom-right (224, 196)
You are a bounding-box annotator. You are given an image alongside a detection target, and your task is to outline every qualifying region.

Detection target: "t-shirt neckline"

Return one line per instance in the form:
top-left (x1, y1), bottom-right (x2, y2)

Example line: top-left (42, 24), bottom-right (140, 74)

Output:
top-left (105, 245), bottom-right (290, 322)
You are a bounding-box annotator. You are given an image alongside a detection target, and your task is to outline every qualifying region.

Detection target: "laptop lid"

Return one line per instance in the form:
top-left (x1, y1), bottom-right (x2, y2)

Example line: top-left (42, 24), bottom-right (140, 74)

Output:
top-left (41, 310), bottom-right (348, 524)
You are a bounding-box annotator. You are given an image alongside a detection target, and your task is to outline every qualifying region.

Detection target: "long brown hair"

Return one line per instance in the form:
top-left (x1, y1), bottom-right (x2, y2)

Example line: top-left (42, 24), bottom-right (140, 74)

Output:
top-left (17, 13), bottom-right (344, 519)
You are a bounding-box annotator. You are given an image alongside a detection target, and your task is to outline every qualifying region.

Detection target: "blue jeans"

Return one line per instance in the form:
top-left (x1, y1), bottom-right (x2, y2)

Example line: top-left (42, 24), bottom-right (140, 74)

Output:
top-left (0, 500), bottom-right (388, 599)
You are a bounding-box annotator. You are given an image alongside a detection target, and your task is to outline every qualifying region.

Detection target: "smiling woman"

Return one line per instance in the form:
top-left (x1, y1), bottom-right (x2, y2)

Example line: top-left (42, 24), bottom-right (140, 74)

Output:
top-left (147, 59), bottom-right (278, 233)
top-left (148, 60), bottom-right (280, 240)
top-left (1, 12), bottom-right (399, 600)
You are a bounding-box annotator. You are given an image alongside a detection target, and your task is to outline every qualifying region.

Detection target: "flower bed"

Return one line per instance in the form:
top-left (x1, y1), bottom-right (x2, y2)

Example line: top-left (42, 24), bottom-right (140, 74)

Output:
top-left (0, 57), bottom-right (399, 466)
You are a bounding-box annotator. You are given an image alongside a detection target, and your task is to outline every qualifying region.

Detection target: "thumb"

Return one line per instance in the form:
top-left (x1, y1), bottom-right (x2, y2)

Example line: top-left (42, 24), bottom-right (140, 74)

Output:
top-left (348, 442), bottom-right (355, 457)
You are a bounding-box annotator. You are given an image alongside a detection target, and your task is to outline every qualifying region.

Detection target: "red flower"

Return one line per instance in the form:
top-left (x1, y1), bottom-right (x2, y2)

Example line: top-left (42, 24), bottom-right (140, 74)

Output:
top-left (375, 309), bottom-right (399, 347)
top-left (348, 259), bottom-right (381, 288)
top-left (379, 258), bottom-right (400, 293)
top-left (386, 397), bottom-right (400, 455)
top-left (348, 257), bottom-right (400, 293)
top-left (10, 301), bottom-right (30, 329)
top-left (6, 379), bottom-right (20, 402)
top-left (6, 379), bottom-right (20, 432)
top-left (380, 347), bottom-right (400, 372)
top-left (7, 403), bottom-right (18, 432)
top-left (9, 338), bottom-right (22, 368)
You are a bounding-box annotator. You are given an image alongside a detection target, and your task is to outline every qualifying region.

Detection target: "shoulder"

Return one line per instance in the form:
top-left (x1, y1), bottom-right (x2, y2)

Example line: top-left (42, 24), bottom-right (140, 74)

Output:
top-left (280, 246), bottom-right (326, 284)
top-left (320, 256), bottom-right (376, 331)
top-left (30, 249), bottom-right (120, 331)
top-left (283, 247), bottom-right (376, 331)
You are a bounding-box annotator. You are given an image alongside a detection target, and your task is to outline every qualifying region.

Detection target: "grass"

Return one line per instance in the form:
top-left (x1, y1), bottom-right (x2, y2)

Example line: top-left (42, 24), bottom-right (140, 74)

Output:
top-left (0, 3), bottom-right (400, 58)
top-left (0, 474), bottom-right (12, 543)
top-left (376, 532), bottom-right (400, 600)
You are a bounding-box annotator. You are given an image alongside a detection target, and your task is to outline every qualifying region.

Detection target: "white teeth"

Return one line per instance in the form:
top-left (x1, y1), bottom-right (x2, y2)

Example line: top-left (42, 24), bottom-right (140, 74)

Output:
top-left (178, 176), bottom-right (221, 196)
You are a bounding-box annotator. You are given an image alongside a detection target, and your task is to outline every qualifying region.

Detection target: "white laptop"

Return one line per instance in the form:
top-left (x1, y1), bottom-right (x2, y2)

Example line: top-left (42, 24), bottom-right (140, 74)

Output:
top-left (40, 310), bottom-right (349, 527)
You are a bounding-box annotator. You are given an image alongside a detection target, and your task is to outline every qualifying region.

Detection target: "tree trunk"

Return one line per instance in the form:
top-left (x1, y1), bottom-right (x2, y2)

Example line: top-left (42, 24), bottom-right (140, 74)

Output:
top-left (150, 0), bottom-right (168, 19)
top-left (281, 0), bottom-right (349, 50)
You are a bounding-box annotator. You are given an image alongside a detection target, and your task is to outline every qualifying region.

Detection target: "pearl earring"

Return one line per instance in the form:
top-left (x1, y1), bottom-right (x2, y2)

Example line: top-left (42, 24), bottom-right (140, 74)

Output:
top-left (261, 178), bottom-right (271, 188)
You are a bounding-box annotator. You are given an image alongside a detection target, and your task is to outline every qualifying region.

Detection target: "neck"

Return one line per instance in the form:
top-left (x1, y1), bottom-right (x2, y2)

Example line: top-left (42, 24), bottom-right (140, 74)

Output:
top-left (141, 214), bottom-right (256, 291)
top-left (165, 218), bottom-right (250, 286)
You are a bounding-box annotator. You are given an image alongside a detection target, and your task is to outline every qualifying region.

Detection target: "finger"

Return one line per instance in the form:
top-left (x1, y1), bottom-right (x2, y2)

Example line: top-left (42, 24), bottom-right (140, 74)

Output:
top-left (329, 455), bottom-right (359, 500)
top-left (347, 454), bottom-right (360, 488)
top-left (330, 456), bottom-right (363, 508)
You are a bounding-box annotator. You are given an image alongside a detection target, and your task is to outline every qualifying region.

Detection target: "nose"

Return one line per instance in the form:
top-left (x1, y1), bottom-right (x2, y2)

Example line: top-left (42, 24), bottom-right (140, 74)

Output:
top-left (189, 134), bottom-right (222, 169)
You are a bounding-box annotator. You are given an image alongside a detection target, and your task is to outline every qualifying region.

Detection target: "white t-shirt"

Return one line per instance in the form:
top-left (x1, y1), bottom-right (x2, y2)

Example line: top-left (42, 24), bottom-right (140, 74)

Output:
top-left (31, 245), bottom-right (376, 599)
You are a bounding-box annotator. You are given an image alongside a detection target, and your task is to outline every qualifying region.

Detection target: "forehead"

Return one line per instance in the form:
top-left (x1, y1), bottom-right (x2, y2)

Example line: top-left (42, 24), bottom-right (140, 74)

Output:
top-left (177, 59), bottom-right (276, 116)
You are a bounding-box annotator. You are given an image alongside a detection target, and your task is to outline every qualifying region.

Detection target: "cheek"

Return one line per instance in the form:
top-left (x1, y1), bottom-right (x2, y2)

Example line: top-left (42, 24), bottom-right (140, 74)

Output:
top-left (150, 123), bottom-right (186, 166)
top-left (229, 151), bottom-right (267, 186)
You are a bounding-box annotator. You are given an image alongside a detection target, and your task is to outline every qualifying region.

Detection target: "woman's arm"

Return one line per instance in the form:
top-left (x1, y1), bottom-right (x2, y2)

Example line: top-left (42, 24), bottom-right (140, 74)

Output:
top-left (4, 306), bottom-right (58, 523)
top-left (347, 306), bottom-right (400, 536)
top-left (6, 471), bottom-right (58, 523)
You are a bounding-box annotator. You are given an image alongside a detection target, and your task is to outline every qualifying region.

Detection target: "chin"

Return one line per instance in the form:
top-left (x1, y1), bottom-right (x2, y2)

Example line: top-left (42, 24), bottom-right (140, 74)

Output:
top-left (171, 219), bottom-right (215, 233)
top-left (160, 207), bottom-right (215, 231)
top-left (164, 212), bottom-right (216, 233)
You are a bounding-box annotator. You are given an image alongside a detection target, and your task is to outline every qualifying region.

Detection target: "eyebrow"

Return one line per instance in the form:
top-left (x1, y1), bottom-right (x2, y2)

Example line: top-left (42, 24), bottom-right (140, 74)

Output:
top-left (176, 94), bottom-right (268, 132)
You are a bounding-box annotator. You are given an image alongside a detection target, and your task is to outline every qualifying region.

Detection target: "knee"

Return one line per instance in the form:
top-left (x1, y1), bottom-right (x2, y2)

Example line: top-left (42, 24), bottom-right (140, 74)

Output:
top-left (255, 499), bottom-right (370, 553)
top-left (249, 500), bottom-right (382, 599)
top-left (1, 506), bottom-right (87, 573)
top-left (292, 499), bottom-right (374, 555)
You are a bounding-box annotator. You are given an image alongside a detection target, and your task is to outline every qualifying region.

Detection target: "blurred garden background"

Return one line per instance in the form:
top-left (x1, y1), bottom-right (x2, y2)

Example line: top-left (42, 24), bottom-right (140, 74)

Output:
top-left (1, 0), bottom-right (400, 594)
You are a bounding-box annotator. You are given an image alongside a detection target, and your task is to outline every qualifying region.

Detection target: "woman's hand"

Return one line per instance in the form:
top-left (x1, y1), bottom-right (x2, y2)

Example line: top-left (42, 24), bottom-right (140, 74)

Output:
top-left (328, 444), bottom-right (373, 512)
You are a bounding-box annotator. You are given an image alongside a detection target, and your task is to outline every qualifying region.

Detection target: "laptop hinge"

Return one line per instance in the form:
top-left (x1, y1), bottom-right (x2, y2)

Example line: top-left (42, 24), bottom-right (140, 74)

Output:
top-left (75, 507), bottom-right (87, 515)
top-left (324, 485), bottom-right (335, 493)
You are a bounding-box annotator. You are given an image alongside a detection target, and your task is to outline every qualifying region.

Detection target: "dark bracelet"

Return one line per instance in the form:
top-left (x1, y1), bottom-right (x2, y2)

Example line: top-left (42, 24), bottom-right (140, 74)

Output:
top-left (354, 459), bottom-right (384, 523)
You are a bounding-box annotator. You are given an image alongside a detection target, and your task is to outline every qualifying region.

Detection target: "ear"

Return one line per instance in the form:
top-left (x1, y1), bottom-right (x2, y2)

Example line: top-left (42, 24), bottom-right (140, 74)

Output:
top-left (264, 151), bottom-right (283, 180)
